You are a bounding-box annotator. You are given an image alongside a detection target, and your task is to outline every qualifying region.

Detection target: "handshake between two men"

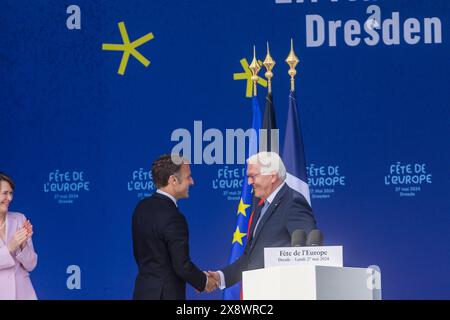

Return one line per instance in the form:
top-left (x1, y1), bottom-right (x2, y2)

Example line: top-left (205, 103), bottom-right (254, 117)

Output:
top-left (204, 271), bottom-right (220, 293)
top-left (132, 153), bottom-right (317, 300)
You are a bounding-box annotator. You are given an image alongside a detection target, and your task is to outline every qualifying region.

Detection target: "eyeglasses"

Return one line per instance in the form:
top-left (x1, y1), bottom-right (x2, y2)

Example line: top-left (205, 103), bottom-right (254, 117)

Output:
top-left (247, 173), bottom-right (274, 181)
top-left (247, 173), bottom-right (261, 181)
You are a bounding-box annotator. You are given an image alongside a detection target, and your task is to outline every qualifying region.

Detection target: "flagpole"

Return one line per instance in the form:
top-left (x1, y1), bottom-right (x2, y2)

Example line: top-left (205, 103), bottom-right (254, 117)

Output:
top-left (263, 42), bottom-right (275, 94)
top-left (282, 39), bottom-right (312, 206)
top-left (249, 46), bottom-right (261, 97)
top-left (224, 47), bottom-right (263, 300)
top-left (285, 38), bottom-right (299, 92)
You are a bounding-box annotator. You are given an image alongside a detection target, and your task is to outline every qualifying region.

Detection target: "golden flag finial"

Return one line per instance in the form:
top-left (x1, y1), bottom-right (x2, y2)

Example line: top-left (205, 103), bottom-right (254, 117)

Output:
top-left (263, 42), bottom-right (276, 94)
top-left (249, 45), bottom-right (261, 96)
top-left (285, 38), bottom-right (299, 92)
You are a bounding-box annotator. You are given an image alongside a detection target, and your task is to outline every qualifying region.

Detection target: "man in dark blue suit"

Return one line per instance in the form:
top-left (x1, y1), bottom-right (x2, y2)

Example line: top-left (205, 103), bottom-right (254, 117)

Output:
top-left (132, 154), bottom-right (217, 299)
top-left (208, 152), bottom-right (317, 289)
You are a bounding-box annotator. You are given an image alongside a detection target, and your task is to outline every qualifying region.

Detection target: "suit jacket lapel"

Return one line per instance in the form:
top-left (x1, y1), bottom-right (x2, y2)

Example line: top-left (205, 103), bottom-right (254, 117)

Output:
top-left (250, 184), bottom-right (289, 250)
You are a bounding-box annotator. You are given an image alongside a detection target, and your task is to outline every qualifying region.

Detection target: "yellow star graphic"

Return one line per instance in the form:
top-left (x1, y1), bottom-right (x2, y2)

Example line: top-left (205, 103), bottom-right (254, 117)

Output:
top-left (237, 198), bottom-right (250, 217)
top-left (102, 21), bottom-right (154, 75)
top-left (233, 58), bottom-right (268, 98)
top-left (232, 226), bottom-right (247, 246)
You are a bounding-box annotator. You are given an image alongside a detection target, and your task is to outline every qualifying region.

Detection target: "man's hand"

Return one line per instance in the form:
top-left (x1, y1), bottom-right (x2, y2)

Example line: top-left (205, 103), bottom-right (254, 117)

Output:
top-left (207, 271), bottom-right (220, 283)
top-left (204, 271), bottom-right (219, 293)
top-left (206, 271), bottom-right (221, 291)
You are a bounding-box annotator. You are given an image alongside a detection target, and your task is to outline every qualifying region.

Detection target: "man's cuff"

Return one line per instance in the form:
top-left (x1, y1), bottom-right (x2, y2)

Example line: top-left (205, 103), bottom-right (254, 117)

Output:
top-left (217, 270), bottom-right (226, 290)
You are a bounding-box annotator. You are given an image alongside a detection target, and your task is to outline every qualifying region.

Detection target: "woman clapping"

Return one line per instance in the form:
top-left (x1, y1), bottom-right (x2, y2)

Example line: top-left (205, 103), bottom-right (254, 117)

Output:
top-left (0, 172), bottom-right (38, 300)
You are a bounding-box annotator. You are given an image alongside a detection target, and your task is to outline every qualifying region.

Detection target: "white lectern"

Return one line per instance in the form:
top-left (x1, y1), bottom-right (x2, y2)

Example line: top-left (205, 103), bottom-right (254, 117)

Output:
top-left (242, 265), bottom-right (381, 300)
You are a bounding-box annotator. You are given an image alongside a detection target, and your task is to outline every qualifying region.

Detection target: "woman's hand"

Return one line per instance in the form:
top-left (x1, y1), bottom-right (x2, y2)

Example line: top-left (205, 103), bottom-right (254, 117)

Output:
top-left (21, 220), bottom-right (34, 250)
top-left (23, 220), bottom-right (33, 237)
top-left (7, 227), bottom-right (28, 253)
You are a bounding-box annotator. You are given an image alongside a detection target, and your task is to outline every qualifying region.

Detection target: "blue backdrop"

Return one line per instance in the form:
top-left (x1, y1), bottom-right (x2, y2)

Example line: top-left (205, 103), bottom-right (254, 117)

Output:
top-left (1, 0), bottom-right (449, 299)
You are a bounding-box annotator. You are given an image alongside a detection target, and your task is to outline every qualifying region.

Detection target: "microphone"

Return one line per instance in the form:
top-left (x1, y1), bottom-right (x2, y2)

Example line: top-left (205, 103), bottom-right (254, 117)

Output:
top-left (306, 229), bottom-right (323, 246)
top-left (291, 229), bottom-right (307, 247)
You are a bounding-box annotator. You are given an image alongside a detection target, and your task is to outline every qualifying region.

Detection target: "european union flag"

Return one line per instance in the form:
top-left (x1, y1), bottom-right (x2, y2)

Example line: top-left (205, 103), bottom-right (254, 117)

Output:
top-left (282, 90), bottom-right (311, 205)
top-left (223, 96), bottom-right (262, 300)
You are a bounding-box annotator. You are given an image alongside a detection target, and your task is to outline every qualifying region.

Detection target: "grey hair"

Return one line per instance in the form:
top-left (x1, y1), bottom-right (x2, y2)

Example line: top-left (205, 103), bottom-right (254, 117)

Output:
top-left (247, 152), bottom-right (286, 181)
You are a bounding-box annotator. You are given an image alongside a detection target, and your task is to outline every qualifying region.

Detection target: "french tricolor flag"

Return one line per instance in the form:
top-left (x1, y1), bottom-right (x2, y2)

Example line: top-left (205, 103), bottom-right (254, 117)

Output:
top-left (282, 90), bottom-right (311, 206)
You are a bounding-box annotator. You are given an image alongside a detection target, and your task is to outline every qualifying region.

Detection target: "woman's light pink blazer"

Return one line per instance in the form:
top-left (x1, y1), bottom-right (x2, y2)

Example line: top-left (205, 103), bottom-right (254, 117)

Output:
top-left (0, 212), bottom-right (37, 300)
